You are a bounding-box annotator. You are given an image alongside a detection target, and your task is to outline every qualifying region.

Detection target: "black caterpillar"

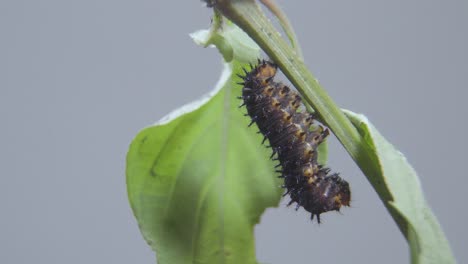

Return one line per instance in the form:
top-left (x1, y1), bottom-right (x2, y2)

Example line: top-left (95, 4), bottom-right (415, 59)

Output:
top-left (238, 60), bottom-right (351, 223)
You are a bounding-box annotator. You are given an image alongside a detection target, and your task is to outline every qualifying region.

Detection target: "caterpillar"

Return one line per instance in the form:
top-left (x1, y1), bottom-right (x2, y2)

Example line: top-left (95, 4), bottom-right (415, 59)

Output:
top-left (238, 59), bottom-right (351, 223)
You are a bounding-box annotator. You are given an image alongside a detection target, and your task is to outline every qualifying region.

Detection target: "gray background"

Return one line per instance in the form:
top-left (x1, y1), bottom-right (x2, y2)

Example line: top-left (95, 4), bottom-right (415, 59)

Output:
top-left (1, 0), bottom-right (466, 263)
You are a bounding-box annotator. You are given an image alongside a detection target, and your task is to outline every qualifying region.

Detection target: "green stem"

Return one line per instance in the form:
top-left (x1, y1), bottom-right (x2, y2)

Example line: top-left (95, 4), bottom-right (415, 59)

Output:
top-left (213, 0), bottom-right (390, 201)
top-left (259, 0), bottom-right (304, 60)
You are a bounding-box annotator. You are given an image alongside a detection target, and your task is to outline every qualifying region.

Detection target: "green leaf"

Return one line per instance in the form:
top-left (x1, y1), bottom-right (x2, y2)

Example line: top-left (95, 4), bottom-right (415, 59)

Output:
top-left (126, 22), bottom-right (284, 264)
top-left (344, 110), bottom-right (455, 264)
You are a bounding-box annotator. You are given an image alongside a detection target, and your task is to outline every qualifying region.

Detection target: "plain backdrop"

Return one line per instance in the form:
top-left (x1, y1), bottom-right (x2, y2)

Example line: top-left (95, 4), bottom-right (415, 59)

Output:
top-left (1, 0), bottom-right (467, 263)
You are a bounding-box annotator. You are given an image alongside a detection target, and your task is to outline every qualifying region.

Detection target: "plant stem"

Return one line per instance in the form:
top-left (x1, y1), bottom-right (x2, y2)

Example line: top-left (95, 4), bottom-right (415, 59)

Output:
top-left (258, 0), bottom-right (303, 60)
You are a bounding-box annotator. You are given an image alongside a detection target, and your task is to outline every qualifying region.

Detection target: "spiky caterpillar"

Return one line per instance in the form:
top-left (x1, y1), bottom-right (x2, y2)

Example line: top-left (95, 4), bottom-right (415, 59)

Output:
top-left (238, 60), bottom-right (351, 223)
